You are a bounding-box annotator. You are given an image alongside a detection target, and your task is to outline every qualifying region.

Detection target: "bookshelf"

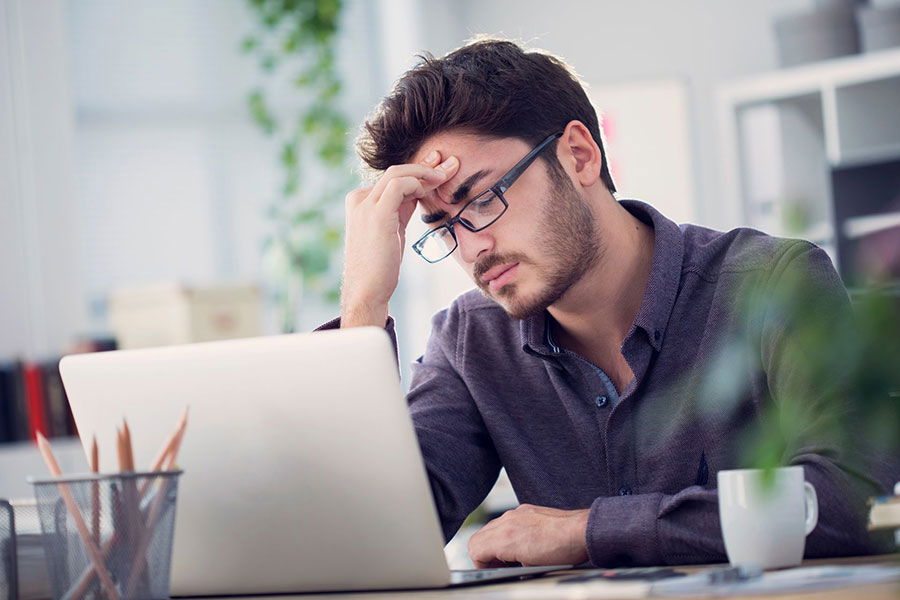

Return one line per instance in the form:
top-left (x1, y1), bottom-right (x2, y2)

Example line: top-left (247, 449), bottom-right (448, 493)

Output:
top-left (717, 47), bottom-right (900, 288)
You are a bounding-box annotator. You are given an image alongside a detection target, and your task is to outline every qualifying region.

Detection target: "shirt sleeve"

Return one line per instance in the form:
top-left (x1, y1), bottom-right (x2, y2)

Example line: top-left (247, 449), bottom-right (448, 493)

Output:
top-left (407, 305), bottom-right (502, 542)
top-left (584, 242), bottom-right (896, 566)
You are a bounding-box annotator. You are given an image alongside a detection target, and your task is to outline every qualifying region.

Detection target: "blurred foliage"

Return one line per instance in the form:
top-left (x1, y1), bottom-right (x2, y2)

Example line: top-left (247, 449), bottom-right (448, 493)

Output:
top-left (242, 0), bottom-right (353, 332)
top-left (694, 246), bottom-right (899, 486)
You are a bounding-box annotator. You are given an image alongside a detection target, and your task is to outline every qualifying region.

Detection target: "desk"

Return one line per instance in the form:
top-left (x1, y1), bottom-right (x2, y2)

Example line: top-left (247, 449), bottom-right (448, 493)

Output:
top-left (201, 555), bottom-right (898, 600)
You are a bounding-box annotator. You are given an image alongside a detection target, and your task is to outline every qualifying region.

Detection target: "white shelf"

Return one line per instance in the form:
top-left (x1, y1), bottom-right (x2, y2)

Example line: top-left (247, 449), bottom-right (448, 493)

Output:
top-left (843, 211), bottom-right (900, 239)
top-left (835, 143), bottom-right (900, 168)
top-left (719, 47), bottom-right (900, 106)
top-left (719, 49), bottom-right (900, 284)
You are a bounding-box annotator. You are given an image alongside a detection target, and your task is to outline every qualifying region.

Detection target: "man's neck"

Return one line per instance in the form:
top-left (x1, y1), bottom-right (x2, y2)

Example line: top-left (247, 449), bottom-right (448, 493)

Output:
top-left (548, 195), bottom-right (655, 365)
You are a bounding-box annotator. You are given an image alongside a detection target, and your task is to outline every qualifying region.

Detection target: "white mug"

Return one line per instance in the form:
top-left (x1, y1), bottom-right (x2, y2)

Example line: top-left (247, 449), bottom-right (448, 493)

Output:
top-left (717, 466), bottom-right (818, 569)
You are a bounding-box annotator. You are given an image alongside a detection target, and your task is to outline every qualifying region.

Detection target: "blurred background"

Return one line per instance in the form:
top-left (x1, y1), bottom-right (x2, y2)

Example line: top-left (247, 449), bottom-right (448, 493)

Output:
top-left (2, 0), bottom-right (900, 568)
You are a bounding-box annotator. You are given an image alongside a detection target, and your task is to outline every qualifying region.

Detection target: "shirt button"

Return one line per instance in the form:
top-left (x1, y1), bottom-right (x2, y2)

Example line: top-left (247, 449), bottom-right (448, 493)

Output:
top-left (595, 395), bottom-right (608, 408)
top-left (653, 330), bottom-right (662, 342)
top-left (618, 486), bottom-right (632, 496)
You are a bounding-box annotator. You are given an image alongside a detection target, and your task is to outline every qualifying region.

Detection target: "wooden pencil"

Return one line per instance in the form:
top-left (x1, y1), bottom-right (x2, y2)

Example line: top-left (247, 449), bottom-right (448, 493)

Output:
top-left (122, 420), bottom-right (135, 471)
top-left (90, 435), bottom-right (100, 544)
top-left (148, 408), bottom-right (189, 472)
top-left (125, 414), bottom-right (188, 596)
top-left (36, 433), bottom-right (121, 600)
top-left (63, 411), bottom-right (188, 600)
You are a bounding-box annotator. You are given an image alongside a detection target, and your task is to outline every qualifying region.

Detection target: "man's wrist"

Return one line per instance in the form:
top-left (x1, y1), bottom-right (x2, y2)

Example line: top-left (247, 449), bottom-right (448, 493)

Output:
top-left (340, 302), bottom-right (389, 328)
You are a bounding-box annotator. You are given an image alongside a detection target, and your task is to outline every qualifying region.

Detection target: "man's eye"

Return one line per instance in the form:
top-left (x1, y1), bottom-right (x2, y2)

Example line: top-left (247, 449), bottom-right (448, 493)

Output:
top-left (472, 194), bottom-right (498, 211)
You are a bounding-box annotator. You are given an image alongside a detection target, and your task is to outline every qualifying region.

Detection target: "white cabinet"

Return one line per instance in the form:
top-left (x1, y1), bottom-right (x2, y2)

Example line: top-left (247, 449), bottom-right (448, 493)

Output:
top-left (718, 48), bottom-right (900, 288)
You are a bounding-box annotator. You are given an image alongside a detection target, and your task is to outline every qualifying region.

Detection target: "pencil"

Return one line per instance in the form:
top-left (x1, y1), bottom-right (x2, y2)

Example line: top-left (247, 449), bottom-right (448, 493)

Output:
top-left (90, 435), bottom-right (99, 544)
top-left (116, 428), bottom-right (126, 472)
top-left (122, 420), bottom-right (135, 471)
top-left (36, 433), bottom-right (121, 600)
top-left (148, 408), bottom-right (188, 472)
top-left (63, 411), bottom-right (188, 600)
top-left (125, 414), bottom-right (188, 596)
top-left (161, 417), bottom-right (188, 471)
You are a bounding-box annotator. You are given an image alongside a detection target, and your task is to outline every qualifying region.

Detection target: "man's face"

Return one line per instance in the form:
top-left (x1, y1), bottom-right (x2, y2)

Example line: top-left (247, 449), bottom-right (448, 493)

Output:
top-left (411, 132), bottom-right (601, 319)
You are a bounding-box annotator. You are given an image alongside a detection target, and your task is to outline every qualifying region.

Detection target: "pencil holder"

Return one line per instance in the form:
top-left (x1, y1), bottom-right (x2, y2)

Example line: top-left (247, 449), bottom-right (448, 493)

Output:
top-left (0, 499), bottom-right (16, 600)
top-left (29, 471), bottom-right (182, 600)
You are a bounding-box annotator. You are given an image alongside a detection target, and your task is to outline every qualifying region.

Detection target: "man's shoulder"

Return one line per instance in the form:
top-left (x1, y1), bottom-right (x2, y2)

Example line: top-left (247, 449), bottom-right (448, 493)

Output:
top-left (679, 223), bottom-right (819, 282)
top-left (428, 289), bottom-right (518, 348)
top-left (436, 288), bottom-right (509, 325)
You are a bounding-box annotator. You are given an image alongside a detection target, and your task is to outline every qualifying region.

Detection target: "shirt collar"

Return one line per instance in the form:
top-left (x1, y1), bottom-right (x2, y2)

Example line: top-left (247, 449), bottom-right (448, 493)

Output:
top-left (520, 199), bottom-right (684, 356)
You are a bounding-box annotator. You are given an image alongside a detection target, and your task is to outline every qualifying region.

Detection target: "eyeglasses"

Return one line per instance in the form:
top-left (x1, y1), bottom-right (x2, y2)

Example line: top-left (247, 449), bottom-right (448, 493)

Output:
top-left (411, 131), bottom-right (564, 263)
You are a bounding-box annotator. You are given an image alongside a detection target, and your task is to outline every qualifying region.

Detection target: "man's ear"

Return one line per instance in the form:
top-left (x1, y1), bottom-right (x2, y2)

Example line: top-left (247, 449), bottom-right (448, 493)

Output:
top-left (558, 120), bottom-right (602, 188)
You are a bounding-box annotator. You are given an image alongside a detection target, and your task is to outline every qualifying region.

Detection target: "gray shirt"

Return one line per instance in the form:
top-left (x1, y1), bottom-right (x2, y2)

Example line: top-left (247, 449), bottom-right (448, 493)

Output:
top-left (322, 199), bottom-right (890, 566)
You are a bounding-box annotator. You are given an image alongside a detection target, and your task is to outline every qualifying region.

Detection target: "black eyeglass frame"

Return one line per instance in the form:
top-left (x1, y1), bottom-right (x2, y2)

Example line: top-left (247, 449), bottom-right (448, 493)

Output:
top-left (411, 131), bottom-right (564, 263)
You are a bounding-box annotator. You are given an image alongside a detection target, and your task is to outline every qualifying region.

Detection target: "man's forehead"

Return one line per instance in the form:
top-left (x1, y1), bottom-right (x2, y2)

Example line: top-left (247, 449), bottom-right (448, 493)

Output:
top-left (413, 133), bottom-right (528, 213)
top-left (411, 131), bottom-right (528, 164)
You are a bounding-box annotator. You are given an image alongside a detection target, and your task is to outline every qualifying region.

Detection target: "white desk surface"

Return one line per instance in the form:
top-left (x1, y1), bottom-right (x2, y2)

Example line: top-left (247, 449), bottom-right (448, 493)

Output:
top-left (196, 554), bottom-right (899, 600)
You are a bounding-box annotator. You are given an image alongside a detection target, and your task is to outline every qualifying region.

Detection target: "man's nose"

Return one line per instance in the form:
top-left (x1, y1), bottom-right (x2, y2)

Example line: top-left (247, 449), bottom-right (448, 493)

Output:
top-left (454, 224), bottom-right (495, 264)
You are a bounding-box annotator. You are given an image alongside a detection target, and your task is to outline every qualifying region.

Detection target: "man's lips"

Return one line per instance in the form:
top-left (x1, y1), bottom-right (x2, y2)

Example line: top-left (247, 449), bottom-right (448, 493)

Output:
top-left (481, 263), bottom-right (520, 291)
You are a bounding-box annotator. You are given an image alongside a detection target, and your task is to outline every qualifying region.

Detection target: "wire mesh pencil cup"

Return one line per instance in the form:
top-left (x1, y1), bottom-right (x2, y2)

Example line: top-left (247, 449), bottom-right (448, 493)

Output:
top-left (30, 471), bottom-right (182, 600)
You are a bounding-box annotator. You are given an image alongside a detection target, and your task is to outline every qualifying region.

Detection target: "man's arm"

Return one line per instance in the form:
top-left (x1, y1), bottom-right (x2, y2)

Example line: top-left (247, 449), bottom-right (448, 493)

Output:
top-left (407, 305), bottom-right (503, 542)
top-left (331, 149), bottom-right (502, 541)
top-left (340, 153), bottom-right (458, 328)
top-left (585, 245), bottom-right (892, 565)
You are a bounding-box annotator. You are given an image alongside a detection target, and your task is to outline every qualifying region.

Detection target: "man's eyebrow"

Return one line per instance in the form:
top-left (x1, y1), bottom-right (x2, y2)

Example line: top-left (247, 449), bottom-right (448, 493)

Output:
top-left (421, 210), bottom-right (448, 225)
top-left (452, 169), bottom-right (491, 204)
top-left (420, 169), bottom-right (493, 225)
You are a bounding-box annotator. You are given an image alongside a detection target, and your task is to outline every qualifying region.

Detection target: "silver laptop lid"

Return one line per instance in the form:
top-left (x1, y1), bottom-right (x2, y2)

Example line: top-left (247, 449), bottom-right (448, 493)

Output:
top-left (60, 327), bottom-right (451, 595)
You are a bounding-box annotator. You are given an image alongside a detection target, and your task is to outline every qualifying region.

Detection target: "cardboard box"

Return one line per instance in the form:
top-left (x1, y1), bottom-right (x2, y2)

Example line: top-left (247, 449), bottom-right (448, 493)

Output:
top-left (109, 283), bottom-right (262, 349)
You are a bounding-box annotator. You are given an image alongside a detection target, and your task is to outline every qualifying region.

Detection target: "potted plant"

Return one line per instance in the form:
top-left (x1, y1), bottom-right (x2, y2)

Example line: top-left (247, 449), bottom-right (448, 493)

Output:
top-left (241, 0), bottom-right (353, 332)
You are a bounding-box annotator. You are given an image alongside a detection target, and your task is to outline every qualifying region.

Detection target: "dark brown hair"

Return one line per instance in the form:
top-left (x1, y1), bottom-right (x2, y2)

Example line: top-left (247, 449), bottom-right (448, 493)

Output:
top-left (357, 38), bottom-right (616, 192)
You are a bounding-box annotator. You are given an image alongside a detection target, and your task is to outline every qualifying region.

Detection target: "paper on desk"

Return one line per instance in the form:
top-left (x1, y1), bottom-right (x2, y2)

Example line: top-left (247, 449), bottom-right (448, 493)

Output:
top-left (652, 565), bottom-right (900, 597)
top-left (474, 580), bottom-right (651, 599)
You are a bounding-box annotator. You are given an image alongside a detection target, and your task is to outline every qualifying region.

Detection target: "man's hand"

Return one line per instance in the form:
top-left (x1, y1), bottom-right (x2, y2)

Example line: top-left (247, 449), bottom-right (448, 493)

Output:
top-left (340, 151), bottom-right (459, 328)
top-left (467, 504), bottom-right (590, 568)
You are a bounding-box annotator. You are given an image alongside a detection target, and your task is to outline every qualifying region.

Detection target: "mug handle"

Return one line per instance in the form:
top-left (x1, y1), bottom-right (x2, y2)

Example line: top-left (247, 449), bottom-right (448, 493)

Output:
top-left (803, 481), bottom-right (819, 536)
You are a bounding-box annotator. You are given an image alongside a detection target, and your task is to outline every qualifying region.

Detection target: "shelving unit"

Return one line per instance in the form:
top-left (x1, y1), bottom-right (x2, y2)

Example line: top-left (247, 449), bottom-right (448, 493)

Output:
top-left (0, 437), bottom-right (86, 499)
top-left (718, 47), bottom-right (900, 287)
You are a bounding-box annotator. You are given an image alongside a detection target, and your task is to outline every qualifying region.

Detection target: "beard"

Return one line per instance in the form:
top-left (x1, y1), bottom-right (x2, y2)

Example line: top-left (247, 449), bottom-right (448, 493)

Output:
top-left (473, 169), bottom-right (603, 319)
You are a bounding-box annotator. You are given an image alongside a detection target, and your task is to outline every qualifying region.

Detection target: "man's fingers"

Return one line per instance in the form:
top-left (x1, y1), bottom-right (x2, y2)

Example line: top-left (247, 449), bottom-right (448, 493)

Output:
top-left (398, 196), bottom-right (418, 232)
top-left (377, 177), bottom-right (425, 216)
top-left (420, 149), bottom-right (442, 167)
top-left (468, 521), bottom-right (518, 569)
top-left (346, 186), bottom-right (373, 208)
top-left (368, 162), bottom-right (452, 201)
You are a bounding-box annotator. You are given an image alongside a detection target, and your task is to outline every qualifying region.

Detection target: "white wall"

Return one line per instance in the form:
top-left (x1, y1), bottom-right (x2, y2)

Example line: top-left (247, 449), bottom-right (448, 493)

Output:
top-left (0, 0), bottom-right (385, 361)
top-left (428, 0), bottom-right (813, 230)
top-left (0, 0), bottom-right (86, 360)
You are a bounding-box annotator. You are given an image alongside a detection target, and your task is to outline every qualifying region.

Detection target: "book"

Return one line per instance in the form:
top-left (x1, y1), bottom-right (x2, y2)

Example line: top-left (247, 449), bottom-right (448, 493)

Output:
top-left (10, 362), bottom-right (29, 443)
top-left (41, 361), bottom-right (71, 438)
top-left (868, 495), bottom-right (900, 531)
top-left (0, 363), bottom-right (17, 443)
top-left (22, 364), bottom-right (48, 442)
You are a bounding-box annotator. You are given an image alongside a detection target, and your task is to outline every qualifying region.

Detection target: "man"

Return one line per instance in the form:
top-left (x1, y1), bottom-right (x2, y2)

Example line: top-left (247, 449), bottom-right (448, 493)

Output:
top-left (327, 39), bottom-right (890, 567)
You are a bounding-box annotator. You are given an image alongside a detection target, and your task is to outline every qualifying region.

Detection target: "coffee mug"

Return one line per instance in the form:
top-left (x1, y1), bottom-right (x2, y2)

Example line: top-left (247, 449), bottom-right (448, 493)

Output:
top-left (717, 466), bottom-right (818, 569)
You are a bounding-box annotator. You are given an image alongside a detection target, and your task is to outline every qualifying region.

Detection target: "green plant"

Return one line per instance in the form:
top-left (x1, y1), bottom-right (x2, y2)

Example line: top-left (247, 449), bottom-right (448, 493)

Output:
top-left (693, 248), bottom-right (899, 485)
top-left (241, 0), bottom-right (352, 332)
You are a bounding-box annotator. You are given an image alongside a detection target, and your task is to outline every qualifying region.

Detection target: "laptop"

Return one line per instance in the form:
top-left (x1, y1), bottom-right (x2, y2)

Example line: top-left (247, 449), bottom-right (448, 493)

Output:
top-left (59, 327), bottom-right (570, 595)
